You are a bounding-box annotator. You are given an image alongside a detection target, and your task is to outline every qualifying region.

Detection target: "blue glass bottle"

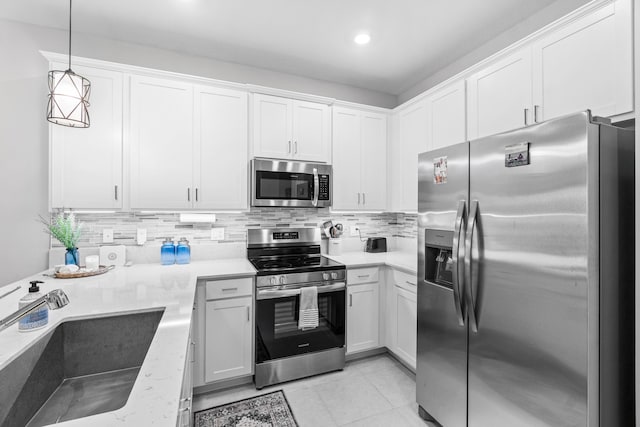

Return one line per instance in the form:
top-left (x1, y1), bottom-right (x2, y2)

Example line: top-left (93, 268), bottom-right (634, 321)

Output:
top-left (65, 248), bottom-right (79, 266)
top-left (176, 238), bottom-right (191, 264)
top-left (160, 238), bottom-right (176, 265)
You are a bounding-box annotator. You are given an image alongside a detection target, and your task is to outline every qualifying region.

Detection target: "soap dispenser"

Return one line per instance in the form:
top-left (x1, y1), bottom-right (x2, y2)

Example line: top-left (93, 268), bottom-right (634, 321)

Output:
top-left (18, 281), bottom-right (48, 331)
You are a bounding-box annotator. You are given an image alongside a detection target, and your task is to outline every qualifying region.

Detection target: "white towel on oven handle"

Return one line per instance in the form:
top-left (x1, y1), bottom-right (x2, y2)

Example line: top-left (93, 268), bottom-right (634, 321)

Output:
top-left (298, 286), bottom-right (319, 330)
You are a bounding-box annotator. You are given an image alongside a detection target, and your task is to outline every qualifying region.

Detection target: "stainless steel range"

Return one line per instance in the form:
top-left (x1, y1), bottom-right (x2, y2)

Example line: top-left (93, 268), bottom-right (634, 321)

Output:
top-left (248, 228), bottom-right (346, 389)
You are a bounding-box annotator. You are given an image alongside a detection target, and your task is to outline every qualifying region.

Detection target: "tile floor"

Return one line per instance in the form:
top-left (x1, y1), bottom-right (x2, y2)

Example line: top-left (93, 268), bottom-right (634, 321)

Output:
top-left (193, 354), bottom-right (436, 426)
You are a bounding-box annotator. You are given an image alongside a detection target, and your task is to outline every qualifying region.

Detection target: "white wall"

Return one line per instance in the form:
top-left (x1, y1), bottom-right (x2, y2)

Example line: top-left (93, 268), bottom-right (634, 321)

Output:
top-left (0, 18), bottom-right (398, 287)
top-left (397, 0), bottom-right (591, 104)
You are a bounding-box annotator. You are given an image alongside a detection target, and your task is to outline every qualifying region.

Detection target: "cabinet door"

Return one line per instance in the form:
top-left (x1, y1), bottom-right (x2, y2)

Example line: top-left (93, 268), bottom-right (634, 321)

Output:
top-left (347, 283), bottom-right (379, 354)
top-left (204, 297), bottom-right (252, 383)
top-left (50, 65), bottom-right (123, 209)
top-left (426, 79), bottom-right (467, 150)
top-left (130, 75), bottom-right (194, 209)
top-left (194, 86), bottom-right (248, 210)
top-left (395, 286), bottom-right (417, 369)
top-left (397, 100), bottom-right (429, 212)
top-left (331, 107), bottom-right (362, 210)
top-left (292, 100), bottom-right (331, 162)
top-left (252, 94), bottom-right (292, 159)
top-left (467, 48), bottom-right (533, 140)
top-left (532, 0), bottom-right (632, 121)
top-left (360, 112), bottom-right (387, 210)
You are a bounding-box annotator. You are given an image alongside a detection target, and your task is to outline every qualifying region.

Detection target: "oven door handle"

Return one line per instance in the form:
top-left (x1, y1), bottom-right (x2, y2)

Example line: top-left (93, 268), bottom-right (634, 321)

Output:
top-left (256, 282), bottom-right (345, 300)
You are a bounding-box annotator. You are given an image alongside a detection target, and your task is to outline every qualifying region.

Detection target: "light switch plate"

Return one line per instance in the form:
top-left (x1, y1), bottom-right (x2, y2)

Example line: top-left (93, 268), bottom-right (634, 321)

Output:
top-left (102, 229), bottom-right (114, 243)
top-left (211, 228), bottom-right (225, 241)
top-left (350, 226), bottom-right (359, 237)
top-left (136, 229), bottom-right (147, 245)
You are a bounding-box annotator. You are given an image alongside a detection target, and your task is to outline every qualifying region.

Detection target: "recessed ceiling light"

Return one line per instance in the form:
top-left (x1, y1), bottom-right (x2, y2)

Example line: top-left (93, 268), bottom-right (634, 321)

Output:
top-left (354, 33), bottom-right (371, 45)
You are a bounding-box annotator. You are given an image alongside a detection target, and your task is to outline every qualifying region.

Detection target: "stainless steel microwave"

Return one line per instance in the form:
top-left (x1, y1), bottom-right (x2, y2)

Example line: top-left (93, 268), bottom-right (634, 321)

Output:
top-left (251, 158), bottom-right (332, 208)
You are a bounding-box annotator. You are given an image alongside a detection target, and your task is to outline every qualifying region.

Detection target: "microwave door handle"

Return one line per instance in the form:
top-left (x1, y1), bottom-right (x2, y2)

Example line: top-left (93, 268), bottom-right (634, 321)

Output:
top-left (312, 168), bottom-right (319, 207)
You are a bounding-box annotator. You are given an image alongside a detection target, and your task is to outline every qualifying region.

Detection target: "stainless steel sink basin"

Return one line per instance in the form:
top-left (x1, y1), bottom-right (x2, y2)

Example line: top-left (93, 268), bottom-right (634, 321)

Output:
top-left (0, 309), bottom-right (164, 427)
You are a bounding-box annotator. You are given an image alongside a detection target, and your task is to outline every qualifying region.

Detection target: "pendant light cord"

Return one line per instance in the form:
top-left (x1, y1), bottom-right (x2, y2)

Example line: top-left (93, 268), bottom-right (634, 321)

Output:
top-left (68, 0), bottom-right (72, 70)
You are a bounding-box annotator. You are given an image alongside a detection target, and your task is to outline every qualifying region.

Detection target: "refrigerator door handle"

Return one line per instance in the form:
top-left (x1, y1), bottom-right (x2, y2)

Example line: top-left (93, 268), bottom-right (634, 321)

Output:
top-left (452, 200), bottom-right (466, 326)
top-left (465, 200), bottom-right (479, 333)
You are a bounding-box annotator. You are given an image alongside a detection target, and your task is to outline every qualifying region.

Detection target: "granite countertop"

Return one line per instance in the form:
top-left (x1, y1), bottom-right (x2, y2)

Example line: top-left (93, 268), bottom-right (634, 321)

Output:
top-left (0, 259), bottom-right (255, 427)
top-left (325, 250), bottom-right (417, 274)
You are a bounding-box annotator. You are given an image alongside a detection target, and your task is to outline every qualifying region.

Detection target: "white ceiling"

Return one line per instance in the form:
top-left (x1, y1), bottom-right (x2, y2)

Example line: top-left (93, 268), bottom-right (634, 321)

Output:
top-left (0, 0), bottom-right (586, 95)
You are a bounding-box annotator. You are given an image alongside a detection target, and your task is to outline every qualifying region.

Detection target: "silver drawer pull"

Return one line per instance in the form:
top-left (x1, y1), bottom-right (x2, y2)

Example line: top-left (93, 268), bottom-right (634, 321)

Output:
top-left (180, 397), bottom-right (192, 403)
top-left (298, 343), bottom-right (310, 348)
top-left (179, 407), bottom-right (190, 412)
top-left (221, 287), bottom-right (238, 291)
top-left (357, 275), bottom-right (369, 278)
top-left (406, 281), bottom-right (416, 286)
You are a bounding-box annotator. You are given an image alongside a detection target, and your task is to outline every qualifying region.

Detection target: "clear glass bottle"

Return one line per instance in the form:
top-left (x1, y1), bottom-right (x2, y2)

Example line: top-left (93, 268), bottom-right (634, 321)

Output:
top-left (176, 237), bottom-right (191, 264)
top-left (160, 238), bottom-right (176, 265)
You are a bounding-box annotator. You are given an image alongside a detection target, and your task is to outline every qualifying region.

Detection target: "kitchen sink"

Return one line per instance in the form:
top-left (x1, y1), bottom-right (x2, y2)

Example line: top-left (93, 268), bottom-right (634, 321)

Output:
top-left (0, 309), bottom-right (164, 427)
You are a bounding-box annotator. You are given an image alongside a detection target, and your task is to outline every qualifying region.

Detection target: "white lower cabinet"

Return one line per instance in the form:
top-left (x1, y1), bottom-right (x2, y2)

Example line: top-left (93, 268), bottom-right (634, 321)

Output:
top-left (386, 269), bottom-right (418, 370)
top-left (193, 277), bottom-right (253, 386)
top-left (346, 268), bottom-right (380, 354)
top-left (177, 323), bottom-right (194, 427)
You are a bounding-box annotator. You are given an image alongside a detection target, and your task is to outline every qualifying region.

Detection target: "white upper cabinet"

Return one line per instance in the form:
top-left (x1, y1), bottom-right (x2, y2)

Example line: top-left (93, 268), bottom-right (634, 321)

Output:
top-left (252, 94), bottom-right (330, 163)
top-left (531, 0), bottom-right (633, 122)
top-left (425, 79), bottom-right (467, 150)
top-left (194, 85), bottom-right (248, 210)
top-left (130, 75), bottom-right (194, 209)
top-left (50, 65), bottom-right (123, 209)
top-left (390, 100), bottom-right (429, 212)
top-left (467, 47), bottom-right (533, 140)
top-left (332, 106), bottom-right (387, 211)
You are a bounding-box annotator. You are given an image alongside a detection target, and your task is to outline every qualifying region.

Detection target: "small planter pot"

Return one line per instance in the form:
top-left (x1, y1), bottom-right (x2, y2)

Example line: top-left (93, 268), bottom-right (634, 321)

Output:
top-left (65, 248), bottom-right (79, 266)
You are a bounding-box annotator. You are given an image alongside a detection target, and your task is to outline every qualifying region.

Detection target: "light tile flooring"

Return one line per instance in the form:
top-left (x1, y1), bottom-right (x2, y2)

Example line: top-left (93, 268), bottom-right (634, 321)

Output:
top-left (193, 354), bottom-right (436, 426)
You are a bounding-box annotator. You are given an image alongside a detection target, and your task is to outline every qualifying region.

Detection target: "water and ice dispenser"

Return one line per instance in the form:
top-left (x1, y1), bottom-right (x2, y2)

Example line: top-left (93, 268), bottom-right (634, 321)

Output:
top-left (424, 230), bottom-right (454, 289)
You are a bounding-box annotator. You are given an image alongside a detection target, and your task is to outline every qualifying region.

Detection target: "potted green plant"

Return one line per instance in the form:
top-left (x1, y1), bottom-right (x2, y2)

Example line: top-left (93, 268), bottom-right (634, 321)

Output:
top-left (40, 212), bottom-right (83, 266)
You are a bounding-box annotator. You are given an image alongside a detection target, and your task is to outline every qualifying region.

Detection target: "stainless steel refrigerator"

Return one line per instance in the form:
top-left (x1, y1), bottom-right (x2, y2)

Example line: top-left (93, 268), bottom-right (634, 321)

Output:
top-left (416, 111), bottom-right (634, 427)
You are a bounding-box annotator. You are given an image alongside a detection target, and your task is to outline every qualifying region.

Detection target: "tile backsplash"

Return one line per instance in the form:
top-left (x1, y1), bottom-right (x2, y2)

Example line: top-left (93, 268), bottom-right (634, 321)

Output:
top-left (51, 208), bottom-right (418, 249)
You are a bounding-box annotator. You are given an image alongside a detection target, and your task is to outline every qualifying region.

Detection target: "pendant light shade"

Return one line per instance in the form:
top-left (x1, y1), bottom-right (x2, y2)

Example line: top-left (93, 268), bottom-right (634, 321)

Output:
top-left (47, 0), bottom-right (90, 128)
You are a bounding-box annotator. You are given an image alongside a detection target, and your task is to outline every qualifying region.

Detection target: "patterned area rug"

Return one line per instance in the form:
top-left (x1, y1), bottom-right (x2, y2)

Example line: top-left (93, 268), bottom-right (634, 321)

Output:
top-left (194, 390), bottom-right (298, 427)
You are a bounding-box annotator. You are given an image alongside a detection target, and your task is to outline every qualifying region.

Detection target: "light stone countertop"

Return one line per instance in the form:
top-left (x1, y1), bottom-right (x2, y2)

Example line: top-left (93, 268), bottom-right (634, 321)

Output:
top-left (0, 258), bottom-right (256, 427)
top-left (324, 250), bottom-right (417, 275)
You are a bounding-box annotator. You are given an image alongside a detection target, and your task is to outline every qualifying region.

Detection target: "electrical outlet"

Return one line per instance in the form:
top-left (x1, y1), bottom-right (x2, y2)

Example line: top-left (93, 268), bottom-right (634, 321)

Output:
top-left (102, 228), bottom-right (114, 243)
top-left (211, 228), bottom-right (225, 241)
top-left (136, 228), bottom-right (147, 245)
top-left (350, 226), bottom-right (359, 237)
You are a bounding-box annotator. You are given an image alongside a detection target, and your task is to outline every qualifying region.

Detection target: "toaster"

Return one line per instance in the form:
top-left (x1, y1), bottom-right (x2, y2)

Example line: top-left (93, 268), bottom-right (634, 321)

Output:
top-left (365, 237), bottom-right (387, 253)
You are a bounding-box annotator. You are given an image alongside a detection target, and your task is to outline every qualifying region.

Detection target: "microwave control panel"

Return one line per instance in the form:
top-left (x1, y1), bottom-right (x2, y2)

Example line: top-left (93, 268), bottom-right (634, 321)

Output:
top-left (318, 175), bottom-right (330, 200)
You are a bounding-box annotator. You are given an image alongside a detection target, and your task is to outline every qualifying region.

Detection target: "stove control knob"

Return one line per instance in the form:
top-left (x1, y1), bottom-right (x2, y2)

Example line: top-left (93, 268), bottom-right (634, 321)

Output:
top-left (322, 273), bottom-right (330, 281)
top-left (279, 276), bottom-right (286, 285)
top-left (270, 277), bottom-right (277, 286)
top-left (331, 272), bottom-right (338, 280)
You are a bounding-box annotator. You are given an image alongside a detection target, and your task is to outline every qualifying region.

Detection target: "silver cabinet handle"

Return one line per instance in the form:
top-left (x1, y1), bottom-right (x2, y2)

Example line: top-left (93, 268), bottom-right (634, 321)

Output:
top-left (406, 280), bottom-right (416, 286)
top-left (465, 200), bottom-right (479, 333)
top-left (246, 306), bottom-right (250, 322)
top-left (357, 275), bottom-right (369, 278)
top-left (190, 341), bottom-right (195, 363)
top-left (294, 141), bottom-right (298, 154)
top-left (312, 168), bottom-right (319, 207)
top-left (179, 407), bottom-right (190, 412)
top-left (180, 397), bottom-right (192, 403)
top-left (452, 200), bottom-right (466, 327)
top-left (288, 141), bottom-right (292, 153)
top-left (534, 105), bottom-right (540, 123)
top-left (362, 193), bottom-right (365, 205)
top-left (195, 188), bottom-right (198, 202)
top-left (187, 188), bottom-right (191, 202)
top-left (357, 193), bottom-right (361, 204)
top-left (349, 294), bottom-right (353, 307)
top-left (114, 185), bottom-right (118, 201)
top-left (222, 287), bottom-right (238, 292)
top-left (524, 108), bottom-right (529, 126)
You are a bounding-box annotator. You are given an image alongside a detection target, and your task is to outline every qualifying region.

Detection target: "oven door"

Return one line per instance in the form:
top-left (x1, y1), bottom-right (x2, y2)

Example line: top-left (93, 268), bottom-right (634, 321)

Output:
top-left (255, 282), bottom-right (346, 363)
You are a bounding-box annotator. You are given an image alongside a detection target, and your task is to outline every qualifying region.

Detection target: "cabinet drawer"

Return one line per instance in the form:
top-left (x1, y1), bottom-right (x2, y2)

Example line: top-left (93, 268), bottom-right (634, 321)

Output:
top-left (347, 267), bottom-right (379, 285)
top-left (391, 269), bottom-right (417, 293)
top-left (205, 277), bottom-right (253, 300)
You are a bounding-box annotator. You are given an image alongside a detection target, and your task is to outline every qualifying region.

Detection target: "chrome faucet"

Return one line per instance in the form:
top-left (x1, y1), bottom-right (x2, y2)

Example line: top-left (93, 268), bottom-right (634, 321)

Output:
top-left (0, 289), bottom-right (69, 332)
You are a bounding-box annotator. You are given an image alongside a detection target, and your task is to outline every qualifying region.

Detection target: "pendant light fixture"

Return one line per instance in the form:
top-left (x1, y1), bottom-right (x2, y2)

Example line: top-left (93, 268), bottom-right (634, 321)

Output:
top-left (47, 0), bottom-right (91, 128)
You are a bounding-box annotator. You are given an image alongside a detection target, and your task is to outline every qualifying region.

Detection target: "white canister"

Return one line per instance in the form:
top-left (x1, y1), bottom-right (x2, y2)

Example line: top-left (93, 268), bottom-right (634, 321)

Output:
top-left (328, 238), bottom-right (342, 256)
top-left (85, 255), bottom-right (100, 271)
